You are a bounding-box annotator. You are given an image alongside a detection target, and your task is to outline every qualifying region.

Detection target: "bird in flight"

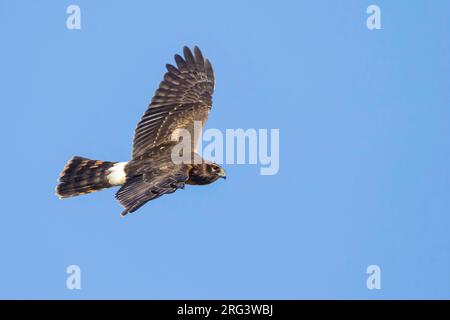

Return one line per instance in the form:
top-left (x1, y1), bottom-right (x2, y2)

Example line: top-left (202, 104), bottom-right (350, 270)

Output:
top-left (56, 46), bottom-right (226, 216)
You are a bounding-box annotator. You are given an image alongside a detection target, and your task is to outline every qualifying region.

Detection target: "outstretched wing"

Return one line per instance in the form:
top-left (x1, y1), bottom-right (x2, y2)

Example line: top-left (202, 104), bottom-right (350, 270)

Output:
top-left (132, 46), bottom-right (215, 159)
top-left (116, 165), bottom-right (190, 216)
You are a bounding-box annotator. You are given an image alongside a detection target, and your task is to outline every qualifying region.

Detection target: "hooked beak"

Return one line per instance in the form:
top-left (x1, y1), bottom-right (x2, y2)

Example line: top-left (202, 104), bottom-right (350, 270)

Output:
top-left (218, 168), bottom-right (227, 179)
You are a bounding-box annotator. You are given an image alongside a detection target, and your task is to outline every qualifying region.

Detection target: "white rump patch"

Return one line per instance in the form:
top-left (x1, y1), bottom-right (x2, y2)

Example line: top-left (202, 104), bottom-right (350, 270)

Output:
top-left (107, 162), bottom-right (127, 185)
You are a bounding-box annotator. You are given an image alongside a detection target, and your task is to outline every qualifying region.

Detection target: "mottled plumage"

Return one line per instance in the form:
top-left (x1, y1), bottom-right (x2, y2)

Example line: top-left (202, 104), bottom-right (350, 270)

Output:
top-left (56, 46), bottom-right (226, 216)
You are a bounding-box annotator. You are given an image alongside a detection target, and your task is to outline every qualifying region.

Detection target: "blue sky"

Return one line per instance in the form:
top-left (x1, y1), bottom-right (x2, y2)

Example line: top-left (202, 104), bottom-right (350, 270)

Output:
top-left (0, 0), bottom-right (449, 299)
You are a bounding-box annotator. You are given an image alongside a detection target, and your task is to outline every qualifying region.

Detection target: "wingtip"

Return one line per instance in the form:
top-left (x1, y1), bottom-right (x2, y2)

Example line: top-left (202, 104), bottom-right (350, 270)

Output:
top-left (183, 46), bottom-right (191, 56)
top-left (174, 53), bottom-right (187, 70)
top-left (183, 46), bottom-right (195, 59)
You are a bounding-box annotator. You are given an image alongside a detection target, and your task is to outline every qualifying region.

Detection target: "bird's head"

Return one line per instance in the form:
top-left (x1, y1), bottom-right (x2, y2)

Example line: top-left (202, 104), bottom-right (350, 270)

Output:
top-left (207, 163), bottom-right (227, 181)
top-left (187, 162), bottom-right (226, 185)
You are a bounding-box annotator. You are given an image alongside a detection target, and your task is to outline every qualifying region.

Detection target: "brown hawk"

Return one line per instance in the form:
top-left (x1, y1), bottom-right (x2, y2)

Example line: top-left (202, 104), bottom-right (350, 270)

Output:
top-left (56, 46), bottom-right (226, 216)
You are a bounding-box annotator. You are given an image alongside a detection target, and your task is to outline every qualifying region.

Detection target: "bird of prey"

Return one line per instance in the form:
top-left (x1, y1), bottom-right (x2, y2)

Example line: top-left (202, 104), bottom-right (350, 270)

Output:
top-left (56, 46), bottom-right (226, 216)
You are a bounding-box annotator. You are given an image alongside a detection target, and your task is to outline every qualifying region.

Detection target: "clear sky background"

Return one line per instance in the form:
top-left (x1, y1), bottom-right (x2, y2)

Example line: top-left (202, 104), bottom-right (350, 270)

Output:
top-left (1, 0), bottom-right (449, 299)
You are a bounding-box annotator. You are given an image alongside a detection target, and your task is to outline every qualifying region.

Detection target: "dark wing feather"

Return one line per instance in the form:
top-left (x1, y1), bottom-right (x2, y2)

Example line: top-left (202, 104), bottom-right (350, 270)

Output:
top-left (132, 46), bottom-right (215, 158)
top-left (116, 166), bottom-right (190, 216)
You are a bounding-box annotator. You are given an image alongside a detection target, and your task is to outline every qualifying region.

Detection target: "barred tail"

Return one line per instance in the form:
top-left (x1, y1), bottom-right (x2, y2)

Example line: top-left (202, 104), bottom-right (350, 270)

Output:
top-left (56, 156), bottom-right (126, 199)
